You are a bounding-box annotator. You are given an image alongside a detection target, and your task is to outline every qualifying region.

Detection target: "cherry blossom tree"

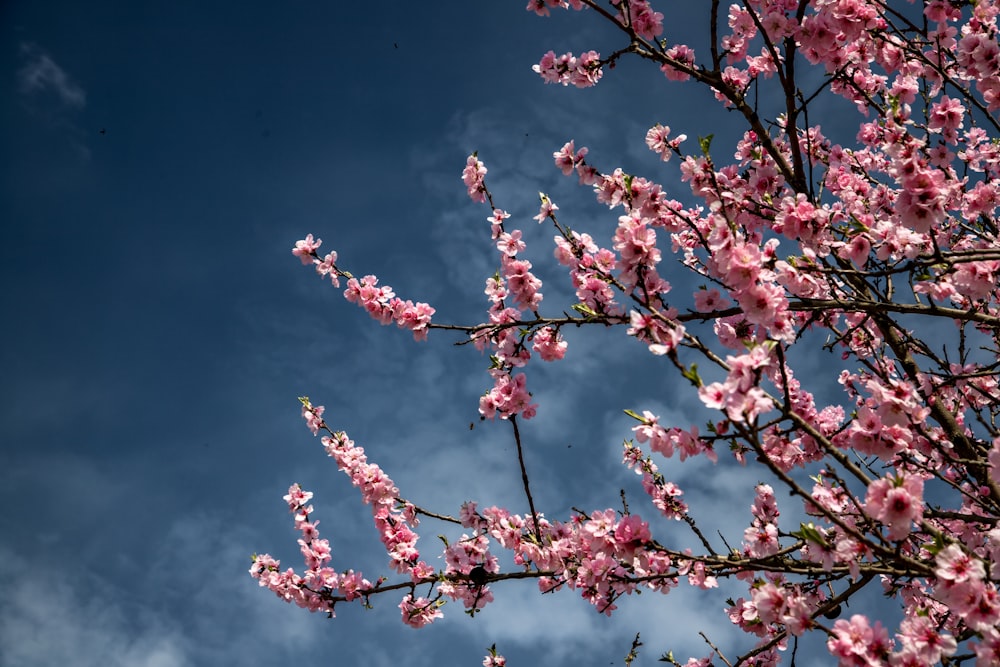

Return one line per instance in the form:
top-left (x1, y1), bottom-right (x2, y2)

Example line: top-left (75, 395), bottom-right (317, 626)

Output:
top-left (252, 1), bottom-right (1000, 664)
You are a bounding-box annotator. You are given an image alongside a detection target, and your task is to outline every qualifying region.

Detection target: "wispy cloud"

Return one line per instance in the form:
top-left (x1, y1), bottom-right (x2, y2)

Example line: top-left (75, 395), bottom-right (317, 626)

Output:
top-left (0, 547), bottom-right (191, 667)
top-left (17, 43), bottom-right (86, 108)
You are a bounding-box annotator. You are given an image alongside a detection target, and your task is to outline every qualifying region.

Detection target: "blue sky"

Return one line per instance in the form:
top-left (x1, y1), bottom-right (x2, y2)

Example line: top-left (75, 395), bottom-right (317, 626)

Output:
top-left (0, 2), bottom-right (869, 666)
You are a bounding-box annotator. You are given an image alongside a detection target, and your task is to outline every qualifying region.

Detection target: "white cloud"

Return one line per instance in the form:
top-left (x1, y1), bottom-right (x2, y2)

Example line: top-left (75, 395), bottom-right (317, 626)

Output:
top-left (0, 547), bottom-right (191, 667)
top-left (18, 43), bottom-right (86, 108)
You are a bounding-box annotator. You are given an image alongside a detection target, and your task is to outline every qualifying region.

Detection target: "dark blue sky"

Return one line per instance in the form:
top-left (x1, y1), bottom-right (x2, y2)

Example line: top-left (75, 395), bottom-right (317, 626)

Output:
top-left (0, 2), bottom-right (856, 665)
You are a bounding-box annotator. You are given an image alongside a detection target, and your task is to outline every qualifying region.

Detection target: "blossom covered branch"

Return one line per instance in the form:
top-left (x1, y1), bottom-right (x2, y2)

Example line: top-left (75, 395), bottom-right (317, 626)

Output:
top-left (256, 1), bottom-right (1000, 665)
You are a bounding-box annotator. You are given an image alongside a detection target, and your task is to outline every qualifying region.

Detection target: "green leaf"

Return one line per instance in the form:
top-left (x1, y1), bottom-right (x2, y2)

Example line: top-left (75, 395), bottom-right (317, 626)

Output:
top-left (792, 522), bottom-right (828, 547)
top-left (681, 363), bottom-right (701, 387)
top-left (698, 134), bottom-right (714, 156)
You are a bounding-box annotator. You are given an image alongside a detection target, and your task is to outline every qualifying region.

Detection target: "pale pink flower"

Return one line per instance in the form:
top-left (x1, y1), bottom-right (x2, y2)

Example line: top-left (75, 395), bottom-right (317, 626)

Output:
top-left (864, 474), bottom-right (924, 541)
top-left (487, 208), bottom-right (510, 239)
top-left (531, 326), bottom-right (567, 361)
top-left (399, 595), bottom-right (443, 628)
top-left (827, 614), bottom-right (892, 664)
top-left (496, 230), bottom-right (526, 257)
top-left (554, 141), bottom-right (587, 175)
top-left (935, 544), bottom-right (985, 584)
top-left (292, 234), bottom-right (321, 264)
top-left (896, 614), bottom-right (957, 664)
top-left (462, 154), bottom-right (488, 203)
top-left (533, 194), bottom-right (559, 223)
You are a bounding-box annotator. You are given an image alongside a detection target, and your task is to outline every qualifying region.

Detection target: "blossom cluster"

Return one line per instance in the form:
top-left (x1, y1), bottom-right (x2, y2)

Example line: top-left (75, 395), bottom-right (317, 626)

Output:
top-left (291, 234), bottom-right (435, 341)
top-left (258, 1), bottom-right (1000, 664)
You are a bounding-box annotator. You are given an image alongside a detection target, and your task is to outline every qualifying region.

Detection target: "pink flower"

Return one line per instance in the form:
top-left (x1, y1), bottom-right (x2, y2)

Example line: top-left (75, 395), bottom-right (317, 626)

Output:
top-left (302, 402), bottom-right (325, 435)
top-left (343, 275), bottom-right (435, 340)
top-left (399, 595), bottom-right (443, 628)
top-left (613, 514), bottom-right (651, 546)
top-left (313, 251), bottom-right (340, 287)
top-left (531, 326), bottom-right (567, 361)
top-left (864, 474), bottom-right (924, 541)
top-left (292, 234), bottom-right (321, 264)
top-left (533, 194), bottom-right (559, 223)
top-left (533, 50), bottom-right (603, 87)
top-left (935, 544), bottom-right (985, 584)
top-left (896, 614), bottom-right (957, 664)
top-left (629, 0), bottom-right (664, 40)
top-left (693, 287), bottom-right (730, 312)
top-left (743, 522), bottom-right (779, 558)
top-left (501, 256), bottom-right (543, 310)
top-left (483, 649), bottom-right (507, 667)
top-left (751, 582), bottom-right (787, 625)
top-left (496, 230), bottom-right (526, 257)
top-left (479, 371), bottom-right (538, 420)
top-left (462, 154), bottom-right (488, 203)
top-left (971, 629), bottom-right (1000, 666)
top-left (661, 44), bottom-right (695, 81)
top-left (827, 615), bottom-right (892, 664)
top-left (645, 124), bottom-right (688, 161)
top-left (487, 208), bottom-right (510, 240)
top-left (554, 141), bottom-right (587, 175)
top-left (525, 0), bottom-right (566, 17)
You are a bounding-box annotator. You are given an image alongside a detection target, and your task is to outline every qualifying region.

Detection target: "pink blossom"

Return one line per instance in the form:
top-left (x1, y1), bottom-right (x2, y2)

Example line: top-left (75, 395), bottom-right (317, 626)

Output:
top-left (661, 44), bottom-right (695, 81)
top-left (399, 595), bottom-right (443, 628)
top-left (645, 124), bottom-right (687, 161)
top-left (313, 251), bottom-right (340, 287)
top-left (896, 614), bottom-right (957, 664)
top-left (479, 371), bottom-right (538, 420)
top-left (533, 50), bottom-right (603, 87)
top-left (554, 141), bottom-right (587, 175)
top-left (627, 0), bottom-right (664, 40)
top-left (292, 234), bottom-right (321, 265)
top-left (751, 582), bottom-right (786, 625)
top-left (501, 255), bottom-right (543, 310)
top-left (533, 194), bottom-right (559, 223)
top-left (744, 521), bottom-right (779, 558)
top-left (462, 154), bottom-right (488, 203)
top-left (301, 403), bottom-right (325, 436)
top-left (613, 514), bottom-right (651, 545)
top-left (935, 544), bottom-right (985, 584)
top-left (531, 326), bottom-right (567, 361)
top-left (487, 208), bottom-right (510, 240)
top-left (483, 649), bottom-right (507, 667)
top-left (343, 275), bottom-right (435, 340)
top-left (827, 615), bottom-right (893, 664)
top-left (265, 3), bottom-right (1000, 657)
top-left (971, 629), bottom-right (1000, 666)
top-left (693, 287), bottom-right (730, 311)
top-left (496, 230), bottom-right (526, 257)
top-left (525, 0), bottom-right (566, 17)
top-left (864, 474), bottom-right (924, 541)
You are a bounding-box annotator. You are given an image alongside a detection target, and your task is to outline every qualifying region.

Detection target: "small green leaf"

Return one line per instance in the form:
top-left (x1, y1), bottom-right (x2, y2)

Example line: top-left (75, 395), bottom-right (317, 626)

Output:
top-left (681, 363), bottom-right (701, 387)
top-left (792, 522), bottom-right (828, 547)
top-left (698, 134), bottom-right (714, 156)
